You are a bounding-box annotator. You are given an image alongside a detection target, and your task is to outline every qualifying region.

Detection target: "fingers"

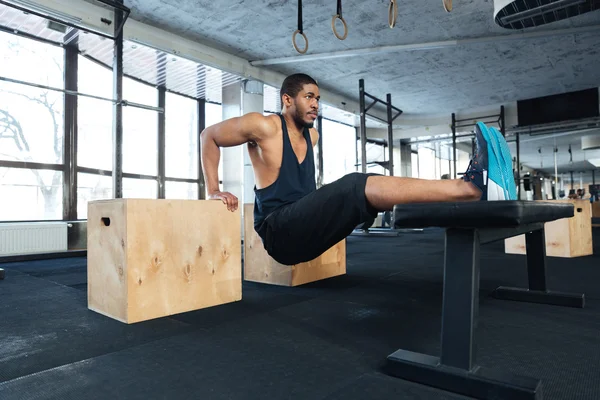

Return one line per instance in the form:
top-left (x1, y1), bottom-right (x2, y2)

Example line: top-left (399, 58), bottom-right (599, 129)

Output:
top-left (220, 192), bottom-right (239, 212)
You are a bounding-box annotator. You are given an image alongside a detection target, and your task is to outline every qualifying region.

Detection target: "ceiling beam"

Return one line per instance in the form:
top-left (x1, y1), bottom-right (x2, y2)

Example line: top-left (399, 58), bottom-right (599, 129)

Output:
top-left (250, 24), bottom-right (600, 66)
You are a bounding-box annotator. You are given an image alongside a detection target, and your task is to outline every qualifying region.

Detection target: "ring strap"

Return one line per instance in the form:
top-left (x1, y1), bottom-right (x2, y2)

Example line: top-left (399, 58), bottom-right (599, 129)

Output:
top-left (337, 0), bottom-right (342, 18)
top-left (297, 0), bottom-right (303, 33)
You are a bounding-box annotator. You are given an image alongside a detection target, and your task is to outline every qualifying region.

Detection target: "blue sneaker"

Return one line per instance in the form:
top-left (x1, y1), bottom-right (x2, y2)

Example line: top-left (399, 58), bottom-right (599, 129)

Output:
top-left (463, 122), bottom-right (517, 201)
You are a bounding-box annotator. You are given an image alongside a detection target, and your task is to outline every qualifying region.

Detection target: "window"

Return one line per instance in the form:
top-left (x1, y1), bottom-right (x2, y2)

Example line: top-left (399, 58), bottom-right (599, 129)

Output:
top-left (77, 173), bottom-right (112, 219)
top-left (123, 177), bottom-right (157, 199)
top-left (322, 119), bottom-right (356, 184)
top-left (0, 167), bottom-right (63, 221)
top-left (411, 151), bottom-right (419, 178)
top-left (0, 30), bottom-right (65, 221)
top-left (123, 78), bottom-right (158, 176)
top-left (417, 147), bottom-right (436, 180)
top-left (166, 181), bottom-right (198, 199)
top-left (77, 56), bottom-right (113, 171)
top-left (166, 92), bottom-right (198, 179)
top-left (0, 32), bottom-right (64, 165)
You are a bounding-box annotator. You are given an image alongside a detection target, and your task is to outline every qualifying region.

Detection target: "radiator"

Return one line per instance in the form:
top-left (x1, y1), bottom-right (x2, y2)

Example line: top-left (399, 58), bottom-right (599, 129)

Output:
top-left (0, 222), bottom-right (68, 256)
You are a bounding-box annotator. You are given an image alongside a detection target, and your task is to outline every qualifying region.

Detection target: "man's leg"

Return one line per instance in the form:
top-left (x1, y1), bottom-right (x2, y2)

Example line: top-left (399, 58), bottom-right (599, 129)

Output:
top-left (364, 121), bottom-right (517, 210)
top-left (365, 176), bottom-right (480, 211)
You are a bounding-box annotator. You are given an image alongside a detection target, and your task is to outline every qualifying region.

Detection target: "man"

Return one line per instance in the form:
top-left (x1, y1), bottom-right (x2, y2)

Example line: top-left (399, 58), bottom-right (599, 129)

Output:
top-left (200, 73), bottom-right (516, 265)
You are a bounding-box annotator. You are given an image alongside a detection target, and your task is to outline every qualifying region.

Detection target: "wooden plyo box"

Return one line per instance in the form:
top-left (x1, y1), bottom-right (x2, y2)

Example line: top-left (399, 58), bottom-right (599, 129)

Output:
top-left (505, 200), bottom-right (593, 258)
top-left (87, 199), bottom-right (242, 324)
top-left (243, 204), bottom-right (346, 286)
top-left (592, 202), bottom-right (600, 219)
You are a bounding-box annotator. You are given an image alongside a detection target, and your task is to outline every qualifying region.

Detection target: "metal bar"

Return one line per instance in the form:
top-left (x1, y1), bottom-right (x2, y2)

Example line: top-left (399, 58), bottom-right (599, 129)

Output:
top-left (197, 97), bottom-right (206, 199)
top-left (364, 91), bottom-right (385, 105)
top-left (0, 75), bottom-right (164, 113)
top-left (157, 86), bottom-right (166, 198)
top-left (317, 115), bottom-right (324, 187)
top-left (440, 228), bottom-right (479, 370)
top-left (354, 127), bottom-right (359, 172)
top-left (112, 3), bottom-right (124, 198)
top-left (516, 132), bottom-right (521, 200)
top-left (387, 93), bottom-right (394, 176)
top-left (165, 177), bottom-right (199, 184)
top-left (359, 79), bottom-right (367, 174)
top-left (454, 114), bottom-right (501, 123)
top-left (364, 99), bottom-right (378, 114)
top-left (77, 166), bottom-right (112, 176)
top-left (452, 113), bottom-right (457, 179)
top-left (391, 110), bottom-right (403, 122)
top-left (0, 160), bottom-right (63, 171)
top-left (500, 106), bottom-right (506, 137)
top-left (63, 43), bottom-right (78, 220)
top-left (526, 228), bottom-right (547, 292)
top-left (122, 172), bottom-right (158, 180)
top-left (455, 120), bottom-right (499, 128)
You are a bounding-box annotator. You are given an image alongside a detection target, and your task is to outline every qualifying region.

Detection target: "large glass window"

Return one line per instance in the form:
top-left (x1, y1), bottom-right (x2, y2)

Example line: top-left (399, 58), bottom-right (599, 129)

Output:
top-left (166, 92), bottom-right (198, 179)
top-left (77, 173), bottom-right (112, 219)
top-left (0, 32), bottom-right (64, 165)
top-left (123, 177), bottom-right (157, 199)
top-left (0, 167), bottom-right (63, 220)
top-left (417, 146), bottom-right (436, 180)
top-left (123, 78), bottom-right (158, 176)
top-left (77, 56), bottom-right (113, 171)
top-left (411, 151), bottom-right (419, 178)
top-left (0, 30), bottom-right (65, 221)
top-left (322, 119), bottom-right (356, 184)
top-left (166, 181), bottom-right (198, 200)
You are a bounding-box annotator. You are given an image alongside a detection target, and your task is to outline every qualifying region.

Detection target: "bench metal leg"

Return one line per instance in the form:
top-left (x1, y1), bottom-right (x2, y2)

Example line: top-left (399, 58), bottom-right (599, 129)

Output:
top-left (385, 229), bottom-right (542, 400)
top-left (493, 227), bottom-right (585, 308)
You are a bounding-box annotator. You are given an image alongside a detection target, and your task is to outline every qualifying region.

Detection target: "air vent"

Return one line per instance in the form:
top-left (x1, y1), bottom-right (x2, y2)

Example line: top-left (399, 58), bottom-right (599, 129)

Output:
top-left (582, 134), bottom-right (600, 150)
top-left (494, 0), bottom-right (600, 29)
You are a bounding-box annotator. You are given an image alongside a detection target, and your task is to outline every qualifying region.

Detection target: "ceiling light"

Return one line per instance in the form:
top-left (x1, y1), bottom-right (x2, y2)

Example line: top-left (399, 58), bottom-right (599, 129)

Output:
top-left (588, 159), bottom-right (600, 167)
top-left (582, 135), bottom-right (600, 150)
top-left (494, 0), bottom-right (593, 29)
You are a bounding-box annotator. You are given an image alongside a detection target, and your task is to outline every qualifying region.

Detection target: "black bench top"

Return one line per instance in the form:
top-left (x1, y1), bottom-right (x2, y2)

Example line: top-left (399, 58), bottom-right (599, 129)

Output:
top-left (394, 201), bottom-right (574, 229)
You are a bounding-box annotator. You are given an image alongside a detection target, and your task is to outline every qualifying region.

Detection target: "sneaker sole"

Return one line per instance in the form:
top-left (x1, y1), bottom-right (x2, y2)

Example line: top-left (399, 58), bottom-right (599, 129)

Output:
top-left (476, 122), bottom-right (513, 201)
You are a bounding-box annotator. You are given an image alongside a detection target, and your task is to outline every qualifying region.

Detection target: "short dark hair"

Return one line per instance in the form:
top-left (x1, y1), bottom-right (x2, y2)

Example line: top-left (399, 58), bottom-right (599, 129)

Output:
top-left (280, 73), bottom-right (318, 105)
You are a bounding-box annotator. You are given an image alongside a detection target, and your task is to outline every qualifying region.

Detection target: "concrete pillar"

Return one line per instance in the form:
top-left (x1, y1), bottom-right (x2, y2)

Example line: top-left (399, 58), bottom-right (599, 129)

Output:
top-left (241, 80), bottom-right (264, 205)
top-left (221, 83), bottom-right (244, 202)
top-left (221, 80), bottom-right (264, 238)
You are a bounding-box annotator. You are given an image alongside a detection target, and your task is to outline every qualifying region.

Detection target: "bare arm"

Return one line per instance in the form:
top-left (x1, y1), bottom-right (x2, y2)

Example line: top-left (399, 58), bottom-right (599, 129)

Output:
top-left (200, 113), bottom-right (270, 209)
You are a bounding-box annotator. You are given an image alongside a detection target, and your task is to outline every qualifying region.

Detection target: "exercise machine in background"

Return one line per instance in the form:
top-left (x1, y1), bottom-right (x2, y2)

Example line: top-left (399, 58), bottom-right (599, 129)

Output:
top-left (352, 80), bottom-right (423, 236)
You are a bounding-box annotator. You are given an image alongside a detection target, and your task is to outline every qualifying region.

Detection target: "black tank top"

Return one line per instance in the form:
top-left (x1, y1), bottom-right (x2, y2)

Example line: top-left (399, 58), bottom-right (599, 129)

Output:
top-left (254, 114), bottom-right (316, 230)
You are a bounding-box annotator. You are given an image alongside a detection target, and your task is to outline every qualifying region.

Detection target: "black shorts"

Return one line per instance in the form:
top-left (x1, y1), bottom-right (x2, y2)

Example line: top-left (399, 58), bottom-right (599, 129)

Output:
top-left (256, 172), bottom-right (379, 265)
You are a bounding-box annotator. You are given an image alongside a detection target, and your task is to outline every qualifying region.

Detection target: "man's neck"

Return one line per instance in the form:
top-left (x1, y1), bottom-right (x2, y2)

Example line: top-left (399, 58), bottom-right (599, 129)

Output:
top-left (282, 113), bottom-right (304, 138)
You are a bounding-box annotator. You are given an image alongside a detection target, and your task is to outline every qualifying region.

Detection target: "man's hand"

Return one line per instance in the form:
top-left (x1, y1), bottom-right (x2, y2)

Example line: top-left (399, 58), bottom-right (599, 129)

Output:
top-left (208, 191), bottom-right (239, 212)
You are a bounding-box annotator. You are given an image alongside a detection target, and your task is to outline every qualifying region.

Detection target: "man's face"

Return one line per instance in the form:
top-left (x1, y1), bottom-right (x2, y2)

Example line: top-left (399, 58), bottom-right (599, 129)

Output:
top-left (290, 84), bottom-right (320, 128)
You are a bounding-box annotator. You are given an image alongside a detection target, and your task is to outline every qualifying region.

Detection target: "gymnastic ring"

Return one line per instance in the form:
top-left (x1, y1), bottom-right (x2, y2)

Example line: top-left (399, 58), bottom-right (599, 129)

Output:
top-left (442, 0), bottom-right (452, 12)
top-left (292, 29), bottom-right (308, 54)
top-left (388, 0), bottom-right (398, 29)
top-left (331, 14), bottom-right (348, 40)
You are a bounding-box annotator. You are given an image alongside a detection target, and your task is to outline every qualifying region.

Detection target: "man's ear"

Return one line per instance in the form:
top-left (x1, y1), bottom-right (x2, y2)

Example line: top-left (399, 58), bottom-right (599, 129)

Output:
top-left (282, 93), bottom-right (292, 107)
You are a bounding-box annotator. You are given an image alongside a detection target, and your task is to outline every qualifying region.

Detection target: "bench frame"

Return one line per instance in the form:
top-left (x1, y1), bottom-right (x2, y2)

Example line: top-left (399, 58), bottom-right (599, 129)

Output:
top-left (384, 222), bottom-right (585, 400)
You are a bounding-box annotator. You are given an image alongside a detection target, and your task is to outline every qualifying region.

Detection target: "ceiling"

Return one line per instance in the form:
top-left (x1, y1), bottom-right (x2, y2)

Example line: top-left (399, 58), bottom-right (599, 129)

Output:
top-left (509, 128), bottom-right (600, 183)
top-left (124, 0), bottom-right (600, 117)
